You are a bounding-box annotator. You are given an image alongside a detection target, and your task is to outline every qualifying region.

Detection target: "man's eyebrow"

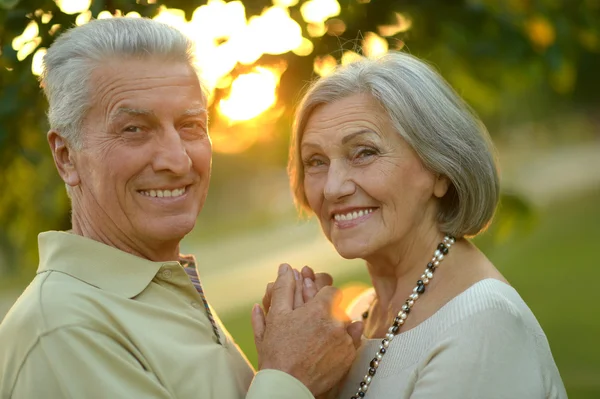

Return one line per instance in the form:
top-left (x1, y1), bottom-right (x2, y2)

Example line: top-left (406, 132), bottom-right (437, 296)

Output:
top-left (182, 108), bottom-right (207, 117)
top-left (341, 129), bottom-right (376, 145)
top-left (110, 107), bottom-right (208, 122)
top-left (110, 107), bottom-right (156, 122)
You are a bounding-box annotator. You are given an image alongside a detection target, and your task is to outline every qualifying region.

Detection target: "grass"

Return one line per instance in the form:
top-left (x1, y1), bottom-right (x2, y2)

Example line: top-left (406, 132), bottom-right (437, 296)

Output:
top-left (221, 189), bottom-right (600, 399)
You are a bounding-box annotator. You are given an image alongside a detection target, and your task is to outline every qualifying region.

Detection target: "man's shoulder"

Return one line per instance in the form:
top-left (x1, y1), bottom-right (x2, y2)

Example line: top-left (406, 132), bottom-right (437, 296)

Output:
top-left (0, 270), bottom-right (109, 339)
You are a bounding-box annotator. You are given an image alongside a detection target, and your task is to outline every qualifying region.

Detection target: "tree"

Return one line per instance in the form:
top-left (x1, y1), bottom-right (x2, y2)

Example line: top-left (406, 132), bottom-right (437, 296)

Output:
top-left (0, 0), bottom-right (598, 273)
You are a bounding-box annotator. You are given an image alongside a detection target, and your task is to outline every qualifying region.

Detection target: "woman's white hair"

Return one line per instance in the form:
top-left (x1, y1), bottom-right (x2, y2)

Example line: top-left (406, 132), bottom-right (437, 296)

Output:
top-left (289, 51), bottom-right (500, 238)
top-left (40, 17), bottom-right (198, 149)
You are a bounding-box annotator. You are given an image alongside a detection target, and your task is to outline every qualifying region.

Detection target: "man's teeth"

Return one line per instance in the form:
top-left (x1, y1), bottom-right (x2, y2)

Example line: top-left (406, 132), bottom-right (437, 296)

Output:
top-left (140, 187), bottom-right (186, 198)
top-left (334, 208), bottom-right (374, 221)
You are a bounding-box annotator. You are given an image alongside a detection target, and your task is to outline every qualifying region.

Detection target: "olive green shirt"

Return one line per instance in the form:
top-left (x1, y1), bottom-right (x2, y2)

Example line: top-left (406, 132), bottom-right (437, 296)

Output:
top-left (0, 231), bottom-right (314, 399)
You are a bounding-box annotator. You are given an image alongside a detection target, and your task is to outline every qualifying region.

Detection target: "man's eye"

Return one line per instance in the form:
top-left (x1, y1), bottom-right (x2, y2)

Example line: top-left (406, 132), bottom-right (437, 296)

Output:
top-left (182, 122), bottom-right (199, 129)
top-left (182, 120), bottom-right (207, 130)
top-left (123, 125), bottom-right (142, 133)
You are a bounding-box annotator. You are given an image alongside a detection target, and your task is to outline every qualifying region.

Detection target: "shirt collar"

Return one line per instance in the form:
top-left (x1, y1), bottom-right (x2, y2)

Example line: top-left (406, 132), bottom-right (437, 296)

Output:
top-left (37, 231), bottom-right (183, 298)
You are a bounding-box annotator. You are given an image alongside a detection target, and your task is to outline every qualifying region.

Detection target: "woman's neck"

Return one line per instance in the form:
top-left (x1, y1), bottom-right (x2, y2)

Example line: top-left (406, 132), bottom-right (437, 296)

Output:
top-left (367, 226), bottom-right (444, 305)
top-left (363, 224), bottom-right (448, 336)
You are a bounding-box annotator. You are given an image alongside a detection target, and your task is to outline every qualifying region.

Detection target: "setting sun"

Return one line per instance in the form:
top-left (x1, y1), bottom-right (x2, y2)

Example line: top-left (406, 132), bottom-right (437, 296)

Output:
top-left (20, 0), bottom-right (394, 154)
top-left (218, 66), bottom-right (283, 122)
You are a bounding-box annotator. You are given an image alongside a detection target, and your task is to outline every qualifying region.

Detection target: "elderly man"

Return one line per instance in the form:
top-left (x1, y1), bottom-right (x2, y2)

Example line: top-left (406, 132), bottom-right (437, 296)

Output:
top-left (0, 18), bottom-right (359, 398)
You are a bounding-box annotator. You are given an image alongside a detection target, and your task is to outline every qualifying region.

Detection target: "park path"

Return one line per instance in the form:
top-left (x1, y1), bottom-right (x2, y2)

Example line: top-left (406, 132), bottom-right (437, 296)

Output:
top-left (2, 140), bottom-right (600, 320)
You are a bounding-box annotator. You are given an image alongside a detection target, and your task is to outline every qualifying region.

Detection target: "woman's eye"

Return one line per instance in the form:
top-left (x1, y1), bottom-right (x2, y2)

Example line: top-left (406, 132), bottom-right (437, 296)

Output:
top-left (355, 147), bottom-right (379, 159)
top-left (304, 157), bottom-right (327, 168)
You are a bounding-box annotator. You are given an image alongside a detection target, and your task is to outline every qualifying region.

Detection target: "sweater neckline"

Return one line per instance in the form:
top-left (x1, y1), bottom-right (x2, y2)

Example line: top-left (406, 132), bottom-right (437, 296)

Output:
top-left (360, 277), bottom-right (515, 341)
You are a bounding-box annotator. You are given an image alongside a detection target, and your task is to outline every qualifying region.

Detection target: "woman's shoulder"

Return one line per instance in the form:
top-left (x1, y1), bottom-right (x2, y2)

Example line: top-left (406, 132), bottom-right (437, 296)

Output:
top-left (434, 278), bottom-right (546, 337)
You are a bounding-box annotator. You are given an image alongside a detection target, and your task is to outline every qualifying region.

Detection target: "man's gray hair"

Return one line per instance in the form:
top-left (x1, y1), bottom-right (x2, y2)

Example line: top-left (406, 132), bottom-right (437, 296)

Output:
top-left (41, 18), bottom-right (198, 148)
top-left (289, 51), bottom-right (500, 238)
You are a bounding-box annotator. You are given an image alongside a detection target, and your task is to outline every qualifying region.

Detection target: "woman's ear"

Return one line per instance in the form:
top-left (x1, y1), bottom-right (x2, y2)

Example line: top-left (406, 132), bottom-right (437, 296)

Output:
top-left (433, 174), bottom-right (450, 199)
top-left (48, 130), bottom-right (80, 187)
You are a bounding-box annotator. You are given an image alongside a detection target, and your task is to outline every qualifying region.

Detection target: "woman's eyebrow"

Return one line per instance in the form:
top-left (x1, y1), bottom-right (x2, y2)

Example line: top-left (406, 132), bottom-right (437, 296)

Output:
top-left (341, 129), bottom-right (377, 145)
top-left (300, 141), bottom-right (321, 152)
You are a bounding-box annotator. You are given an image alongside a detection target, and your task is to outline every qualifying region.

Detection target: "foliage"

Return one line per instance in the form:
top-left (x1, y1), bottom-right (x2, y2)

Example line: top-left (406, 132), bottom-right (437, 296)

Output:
top-left (0, 0), bottom-right (599, 272)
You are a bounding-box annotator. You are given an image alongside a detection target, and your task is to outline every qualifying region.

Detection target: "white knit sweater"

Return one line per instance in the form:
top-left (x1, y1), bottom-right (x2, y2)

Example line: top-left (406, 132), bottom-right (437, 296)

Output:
top-left (337, 279), bottom-right (567, 399)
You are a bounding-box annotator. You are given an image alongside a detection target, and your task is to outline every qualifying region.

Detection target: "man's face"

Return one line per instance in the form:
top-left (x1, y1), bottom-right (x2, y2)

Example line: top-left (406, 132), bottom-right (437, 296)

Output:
top-left (65, 58), bottom-right (211, 256)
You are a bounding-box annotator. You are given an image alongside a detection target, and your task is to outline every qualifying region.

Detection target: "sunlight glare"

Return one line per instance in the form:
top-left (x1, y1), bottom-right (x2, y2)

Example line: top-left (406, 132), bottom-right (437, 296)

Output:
top-left (273, 0), bottom-right (299, 6)
top-left (153, 6), bottom-right (186, 27)
top-left (378, 12), bottom-right (412, 37)
top-left (341, 50), bottom-right (362, 65)
top-left (41, 12), bottom-right (53, 24)
top-left (55, 0), bottom-right (91, 15)
top-left (24, 0), bottom-right (325, 152)
top-left (293, 37), bottom-right (314, 56)
top-left (189, 0), bottom-right (246, 42)
top-left (75, 10), bottom-right (92, 25)
top-left (307, 22), bottom-right (327, 37)
top-left (97, 10), bottom-right (113, 19)
top-left (251, 7), bottom-right (303, 55)
top-left (12, 21), bottom-right (39, 51)
top-left (363, 31), bottom-right (388, 58)
top-left (31, 48), bottom-right (47, 76)
top-left (301, 0), bottom-right (341, 24)
top-left (17, 37), bottom-right (41, 61)
top-left (313, 54), bottom-right (337, 77)
top-left (218, 66), bottom-right (283, 122)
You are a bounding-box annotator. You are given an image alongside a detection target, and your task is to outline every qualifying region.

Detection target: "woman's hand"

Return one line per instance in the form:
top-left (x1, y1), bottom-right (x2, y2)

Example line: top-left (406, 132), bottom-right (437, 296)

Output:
top-left (251, 264), bottom-right (363, 396)
top-left (262, 265), bottom-right (333, 313)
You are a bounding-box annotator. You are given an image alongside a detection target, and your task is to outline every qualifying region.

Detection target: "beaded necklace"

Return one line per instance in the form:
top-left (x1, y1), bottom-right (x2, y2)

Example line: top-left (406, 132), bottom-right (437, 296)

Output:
top-left (350, 235), bottom-right (455, 399)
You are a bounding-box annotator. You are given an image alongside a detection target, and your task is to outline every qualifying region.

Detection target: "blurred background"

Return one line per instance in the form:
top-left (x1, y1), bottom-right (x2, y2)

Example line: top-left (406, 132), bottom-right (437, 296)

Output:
top-left (1, 0), bottom-right (599, 397)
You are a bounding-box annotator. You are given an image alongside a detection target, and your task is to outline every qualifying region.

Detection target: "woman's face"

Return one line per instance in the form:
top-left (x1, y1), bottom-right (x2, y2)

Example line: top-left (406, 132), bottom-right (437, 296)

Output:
top-left (301, 93), bottom-right (448, 260)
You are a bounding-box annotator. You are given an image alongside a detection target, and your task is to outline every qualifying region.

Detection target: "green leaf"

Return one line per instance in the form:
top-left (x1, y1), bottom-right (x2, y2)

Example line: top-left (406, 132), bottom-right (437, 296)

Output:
top-left (0, 0), bottom-right (20, 11)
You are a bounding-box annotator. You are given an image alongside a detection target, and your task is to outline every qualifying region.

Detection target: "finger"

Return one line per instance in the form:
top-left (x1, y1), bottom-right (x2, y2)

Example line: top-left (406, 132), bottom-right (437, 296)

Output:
top-left (301, 265), bottom-right (316, 281)
top-left (302, 277), bottom-right (318, 302)
top-left (251, 303), bottom-right (266, 347)
top-left (346, 321), bottom-right (364, 349)
top-left (269, 264), bottom-right (295, 314)
top-left (262, 282), bottom-right (274, 313)
top-left (314, 285), bottom-right (343, 308)
top-left (313, 272), bottom-right (333, 290)
top-left (293, 269), bottom-right (305, 309)
top-left (313, 286), bottom-right (344, 318)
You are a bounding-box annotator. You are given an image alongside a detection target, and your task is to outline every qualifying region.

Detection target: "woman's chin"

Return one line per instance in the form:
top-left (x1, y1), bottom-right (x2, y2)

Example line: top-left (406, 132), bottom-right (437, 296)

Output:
top-left (332, 241), bottom-right (371, 260)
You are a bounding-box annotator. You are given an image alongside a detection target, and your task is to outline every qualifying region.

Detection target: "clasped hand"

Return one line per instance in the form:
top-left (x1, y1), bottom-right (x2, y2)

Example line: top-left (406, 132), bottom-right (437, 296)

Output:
top-left (251, 264), bottom-right (363, 397)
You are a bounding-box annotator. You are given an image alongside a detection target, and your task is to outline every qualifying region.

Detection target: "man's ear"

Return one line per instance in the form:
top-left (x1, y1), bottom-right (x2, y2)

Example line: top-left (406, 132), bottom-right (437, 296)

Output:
top-left (433, 174), bottom-right (450, 199)
top-left (48, 130), bottom-right (80, 187)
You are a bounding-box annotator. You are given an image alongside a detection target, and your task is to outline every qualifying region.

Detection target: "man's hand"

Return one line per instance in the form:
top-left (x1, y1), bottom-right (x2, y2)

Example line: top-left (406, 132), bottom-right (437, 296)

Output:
top-left (262, 265), bottom-right (333, 313)
top-left (251, 264), bottom-right (362, 396)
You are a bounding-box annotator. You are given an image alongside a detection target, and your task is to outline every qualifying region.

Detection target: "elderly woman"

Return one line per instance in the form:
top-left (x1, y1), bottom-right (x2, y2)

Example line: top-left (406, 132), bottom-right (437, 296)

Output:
top-left (286, 52), bottom-right (567, 398)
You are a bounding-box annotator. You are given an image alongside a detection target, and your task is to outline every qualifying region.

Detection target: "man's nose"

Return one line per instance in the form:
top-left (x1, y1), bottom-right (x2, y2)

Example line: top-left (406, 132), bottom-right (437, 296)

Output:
top-left (152, 127), bottom-right (191, 175)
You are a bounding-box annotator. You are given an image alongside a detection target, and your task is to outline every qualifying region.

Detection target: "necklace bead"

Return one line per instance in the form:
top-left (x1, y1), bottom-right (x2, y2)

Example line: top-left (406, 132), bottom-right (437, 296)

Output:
top-left (351, 235), bottom-right (454, 398)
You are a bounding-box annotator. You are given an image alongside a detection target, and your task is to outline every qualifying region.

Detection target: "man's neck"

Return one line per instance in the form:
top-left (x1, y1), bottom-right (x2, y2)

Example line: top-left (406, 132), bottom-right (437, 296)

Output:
top-left (70, 213), bottom-right (180, 262)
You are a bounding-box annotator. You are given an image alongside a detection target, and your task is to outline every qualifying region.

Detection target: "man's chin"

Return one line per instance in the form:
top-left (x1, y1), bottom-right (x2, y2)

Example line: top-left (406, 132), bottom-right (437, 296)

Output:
top-left (143, 216), bottom-right (197, 242)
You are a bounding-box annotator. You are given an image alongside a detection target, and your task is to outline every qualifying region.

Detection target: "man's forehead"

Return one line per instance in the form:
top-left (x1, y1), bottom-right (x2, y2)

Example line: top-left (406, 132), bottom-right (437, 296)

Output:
top-left (89, 59), bottom-right (207, 105)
